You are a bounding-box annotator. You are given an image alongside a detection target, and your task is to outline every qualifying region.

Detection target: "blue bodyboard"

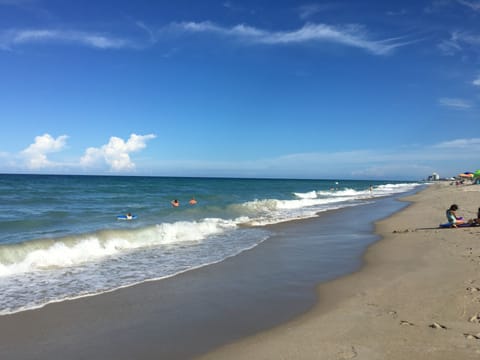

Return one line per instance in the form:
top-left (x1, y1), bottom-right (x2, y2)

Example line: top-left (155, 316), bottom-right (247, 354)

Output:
top-left (117, 214), bottom-right (137, 220)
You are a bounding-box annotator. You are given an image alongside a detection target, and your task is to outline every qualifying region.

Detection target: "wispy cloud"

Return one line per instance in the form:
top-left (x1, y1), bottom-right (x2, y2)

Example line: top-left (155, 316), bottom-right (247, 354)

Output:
top-left (0, 21), bottom-right (415, 55)
top-left (0, 0), bottom-right (38, 6)
top-left (386, 8), bottom-right (408, 16)
top-left (473, 76), bottom-right (480, 86)
top-left (197, 138), bottom-right (480, 179)
top-left (0, 29), bottom-right (135, 50)
top-left (438, 97), bottom-right (473, 109)
top-left (297, 4), bottom-right (337, 20)
top-left (424, 0), bottom-right (452, 14)
top-left (438, 30), bottom-right (480, 56)
top-left (169, 21), bottom-right (413, 55)
top-left (438, 39), bottom-right (462, 56)
top-left (222, 1), bottom-right (247, 12)
top-left (433, 138), bottom-right (480, 149)
top-left (457, 0), bottom-right (480, 11)
top-left (454, 31), bottom-right (480, 46)
top-left (135, 21), bottom-right (156, 44)
top-left (265, 138), bottom-right (480, 178)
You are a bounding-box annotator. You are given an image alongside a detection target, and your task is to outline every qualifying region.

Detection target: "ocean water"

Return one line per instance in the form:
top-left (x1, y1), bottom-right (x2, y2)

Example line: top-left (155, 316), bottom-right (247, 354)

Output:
top-left (0, 174), bottom-right (422, 315)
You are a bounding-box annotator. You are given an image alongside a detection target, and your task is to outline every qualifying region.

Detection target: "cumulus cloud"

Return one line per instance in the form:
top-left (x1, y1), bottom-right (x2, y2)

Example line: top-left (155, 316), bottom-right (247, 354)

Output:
top-left (168, 21), bottom-right (413, 55)
top-left (20, 133), bottom-right (68, 169)
top-left (80, 133), bottom-right (156, 171)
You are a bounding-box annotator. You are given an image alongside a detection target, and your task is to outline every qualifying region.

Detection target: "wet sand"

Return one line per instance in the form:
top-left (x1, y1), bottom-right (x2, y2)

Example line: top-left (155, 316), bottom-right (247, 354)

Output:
top-left (199, 182), bottom-right (480, 360)
top-left (0, 190), bottom-right (411, 359)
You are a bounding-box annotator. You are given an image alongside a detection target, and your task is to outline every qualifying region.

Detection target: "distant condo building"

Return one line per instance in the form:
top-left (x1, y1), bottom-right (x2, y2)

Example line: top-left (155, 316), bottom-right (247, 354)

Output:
top-left (427, 172), bottom-right (440, 181)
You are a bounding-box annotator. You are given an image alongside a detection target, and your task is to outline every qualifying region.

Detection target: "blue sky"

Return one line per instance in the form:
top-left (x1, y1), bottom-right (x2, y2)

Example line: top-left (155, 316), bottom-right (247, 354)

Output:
top-left (0, 0), bottom-right (479, 180)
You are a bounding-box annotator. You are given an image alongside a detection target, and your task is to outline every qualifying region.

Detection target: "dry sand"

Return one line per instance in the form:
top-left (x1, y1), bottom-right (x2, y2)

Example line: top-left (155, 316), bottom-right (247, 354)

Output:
top-left (198, 182), bottom-right (480, 360)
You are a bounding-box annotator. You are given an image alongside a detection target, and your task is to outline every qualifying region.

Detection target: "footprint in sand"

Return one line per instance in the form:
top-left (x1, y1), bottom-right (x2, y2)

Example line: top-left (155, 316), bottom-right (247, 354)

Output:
top-left (337, 345), bottom-right (357, 359)
top-left (466, 286), bottom-right (480, 293)
top-left (388, 310), bottom-right (398, 319)
top-left (464, 333), bottom-right (480, 340)
top-left (469, 314), bottom-right (480, 323)
top-left (429, 322), bottom-right (447, 330)
top-left (400, 320), bottom-right (414, 326)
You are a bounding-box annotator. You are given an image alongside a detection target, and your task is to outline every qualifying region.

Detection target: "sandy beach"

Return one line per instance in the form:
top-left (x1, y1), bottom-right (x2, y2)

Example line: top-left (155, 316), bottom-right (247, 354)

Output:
top-left (198, 182), bottom-right (480, 359)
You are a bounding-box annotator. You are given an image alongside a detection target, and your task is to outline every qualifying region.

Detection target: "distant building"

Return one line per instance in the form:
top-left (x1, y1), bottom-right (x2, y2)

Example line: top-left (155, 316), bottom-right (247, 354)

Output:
top-left (427, 172), bottom-right (440, 181)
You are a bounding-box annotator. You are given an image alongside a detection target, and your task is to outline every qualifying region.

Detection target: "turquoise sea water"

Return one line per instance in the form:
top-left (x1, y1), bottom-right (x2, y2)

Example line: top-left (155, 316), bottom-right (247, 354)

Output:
top-left (0, 174), bottom-right (422, 314)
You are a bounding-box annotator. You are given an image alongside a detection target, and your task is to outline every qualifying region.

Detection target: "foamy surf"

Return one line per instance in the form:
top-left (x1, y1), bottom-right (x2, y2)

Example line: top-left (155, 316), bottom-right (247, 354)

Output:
top-left (0, 217), bottom-right (240, 277)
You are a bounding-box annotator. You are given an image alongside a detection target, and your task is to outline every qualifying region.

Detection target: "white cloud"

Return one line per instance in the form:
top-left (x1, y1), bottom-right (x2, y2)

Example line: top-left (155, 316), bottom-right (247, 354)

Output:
top-left (169, 21), bottom-right (413, 55)
top-left (297, 4), bottom-right (337, 19)
top-left (455, 32), bottom-right (480, 46)
top-left (0, 29), bottom-right (134, 50)
top-left (222, 1), bottom-right (249, 12)
top-left (0, 0), bottom-right (37, 5)
top-left (351, 163), bottom-right (433, 179)
top-left (433, 138), bottom-right (480, 149)
top-left (259, 139), bottom-right (480, 178)
top-left (80, 133), bottom-right (156, 171)
top-left (1, 21), bottom-right (415, 55)
top-left (148, 138), bottom-right (480, 180)
top-left (473, 76), bottom-right (480, 86)
top-left (7, 134), bottom-right (480, 179)
top-left (457, 0), bottom-right (480, 11)
top-left (438, 97), bottom-right (472, 109)
top-left (438, 39), bottom-right (462, 56)
top-left (439, 30), bottom-right (480, 56)
top-left (386, 9), bottom-right (408, 16)
top-left (424, 0), bottom-right (451, 14)
top-left (20, 133), bottom-right (68, 169)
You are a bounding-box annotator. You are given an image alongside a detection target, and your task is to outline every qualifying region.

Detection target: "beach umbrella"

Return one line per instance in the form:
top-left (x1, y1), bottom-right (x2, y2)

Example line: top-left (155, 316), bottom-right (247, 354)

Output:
top-left (458, 173), bottom-right (474, 178)
top-left (474, 170), bottom-right (480, 177)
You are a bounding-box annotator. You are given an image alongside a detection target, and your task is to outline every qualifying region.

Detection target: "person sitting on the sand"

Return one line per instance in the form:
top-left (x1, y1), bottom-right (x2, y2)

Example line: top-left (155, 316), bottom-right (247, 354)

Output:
top-left (446, 204), bottom-right (465, 227)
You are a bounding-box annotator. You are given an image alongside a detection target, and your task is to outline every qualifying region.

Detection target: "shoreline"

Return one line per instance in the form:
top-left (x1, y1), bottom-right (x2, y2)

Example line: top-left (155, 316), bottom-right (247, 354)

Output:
top-left (197, 182), bottom-right (480, 359)
top-left (0, 188), bottom-right (414, 359)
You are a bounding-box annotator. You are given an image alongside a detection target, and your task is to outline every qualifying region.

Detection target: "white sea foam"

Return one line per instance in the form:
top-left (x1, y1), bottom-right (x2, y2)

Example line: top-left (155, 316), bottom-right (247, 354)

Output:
top-left (0, 218), bottom-right (239, 277)
top-left (293, 190), bottom-right (317, 199)
top-left (237, 182), bottom-right (422, 226)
